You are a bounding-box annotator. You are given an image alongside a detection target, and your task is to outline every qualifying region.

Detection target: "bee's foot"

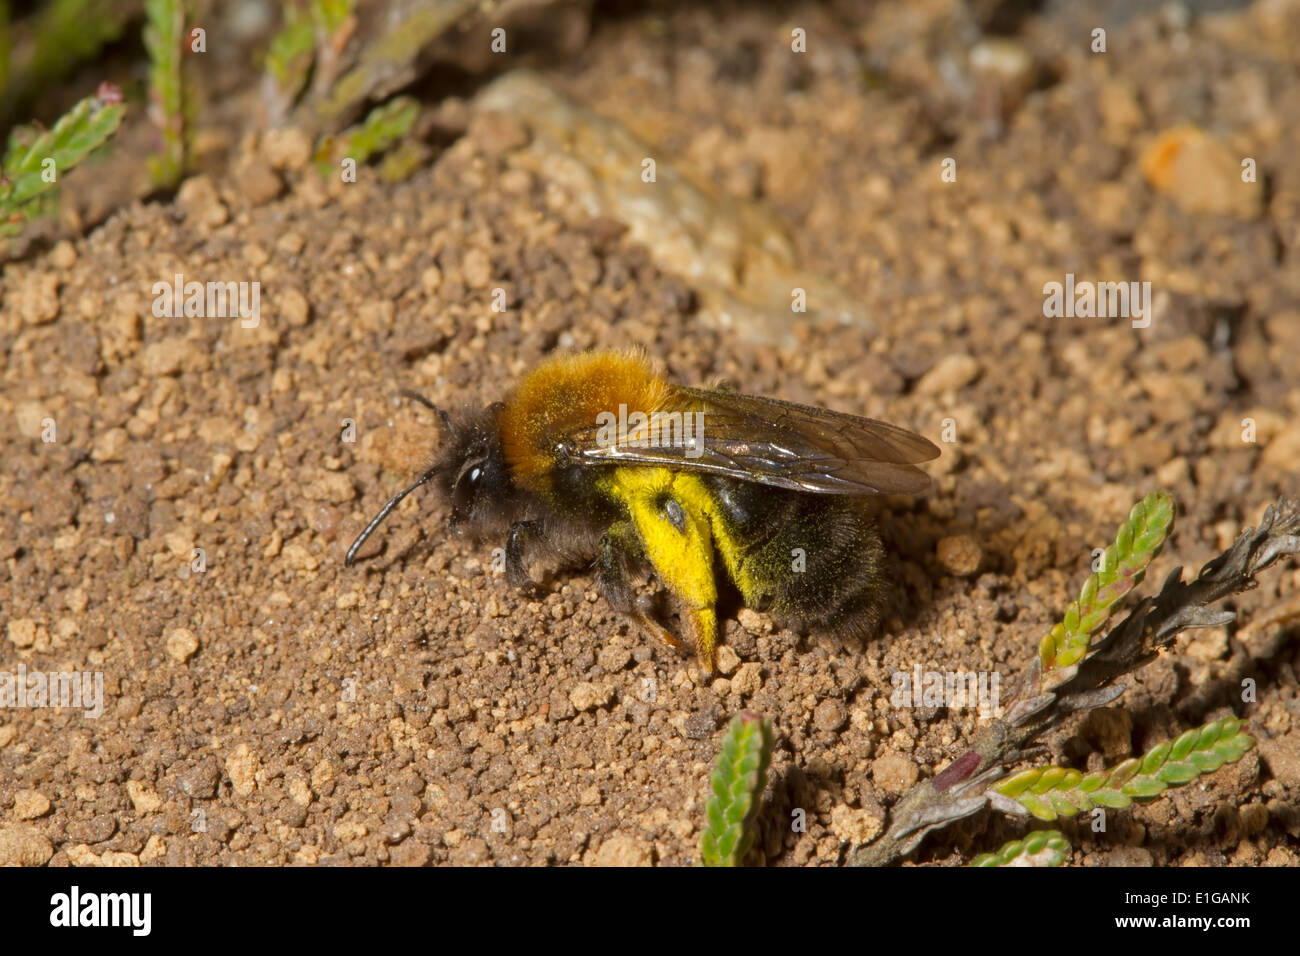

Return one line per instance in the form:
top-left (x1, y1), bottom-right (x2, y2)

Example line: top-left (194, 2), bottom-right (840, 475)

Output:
top-left (631, 609), bottom-right (682, 650)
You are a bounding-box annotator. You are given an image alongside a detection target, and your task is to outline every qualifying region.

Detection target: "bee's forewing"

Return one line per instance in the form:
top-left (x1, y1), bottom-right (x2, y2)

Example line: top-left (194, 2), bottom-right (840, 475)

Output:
top-left (565, 384), bottom-right (938, 496)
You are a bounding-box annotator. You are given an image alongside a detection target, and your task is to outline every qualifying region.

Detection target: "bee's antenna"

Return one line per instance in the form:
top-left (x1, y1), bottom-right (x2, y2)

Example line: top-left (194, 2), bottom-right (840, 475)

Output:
top-left (398, 388), bottom-right (438, 412)
top-left (346, 390), bottom-right (451, 566)
top-left (398, 389), bottom-right (453, 435)
top-left (345, 468), bottom-right (437, 566)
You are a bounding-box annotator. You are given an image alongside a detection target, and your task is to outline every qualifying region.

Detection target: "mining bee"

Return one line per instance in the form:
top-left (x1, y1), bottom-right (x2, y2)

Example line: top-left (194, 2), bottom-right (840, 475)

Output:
top-left (346, 349), bottom-right (939, 673)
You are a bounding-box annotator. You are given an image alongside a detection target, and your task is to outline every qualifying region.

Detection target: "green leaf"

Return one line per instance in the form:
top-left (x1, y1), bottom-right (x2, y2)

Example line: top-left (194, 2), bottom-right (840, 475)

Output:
top-left (970, 830), bottom-right (1069, 867)
top-left (699, 713), bottom-right (773, 867)
top-left (1, 84), bottom-right (125, 237)
top-left (992, 716), bottom-right (1255, 823)
top-left (312, 0), bottom-right (355, 35)
top-left (319, 95), bottom-right (420, 172)
top-left (1039, 492), bottom-right (1175, 676)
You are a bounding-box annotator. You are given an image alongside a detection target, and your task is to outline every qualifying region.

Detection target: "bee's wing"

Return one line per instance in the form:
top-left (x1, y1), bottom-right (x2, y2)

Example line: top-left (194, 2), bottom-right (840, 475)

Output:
top-left (566, 385), bottom-right (940, 495)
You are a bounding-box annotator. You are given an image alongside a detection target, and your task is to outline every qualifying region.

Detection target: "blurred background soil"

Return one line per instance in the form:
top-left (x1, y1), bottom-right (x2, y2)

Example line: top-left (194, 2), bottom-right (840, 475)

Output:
top-left (1, 0), bottom-right (1299, 866)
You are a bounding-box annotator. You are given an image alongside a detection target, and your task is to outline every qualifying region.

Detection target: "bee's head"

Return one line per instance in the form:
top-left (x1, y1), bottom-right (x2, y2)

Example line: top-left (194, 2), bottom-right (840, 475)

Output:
top-left (344, 399), bottom-right (513, 567)
top-left (432, 402), bottom-right (512, 533)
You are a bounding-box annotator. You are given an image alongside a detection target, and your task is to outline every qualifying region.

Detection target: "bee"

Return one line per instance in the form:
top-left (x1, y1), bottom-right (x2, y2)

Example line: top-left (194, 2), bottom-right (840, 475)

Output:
top-left (346, 349), bottom-right (939, 673)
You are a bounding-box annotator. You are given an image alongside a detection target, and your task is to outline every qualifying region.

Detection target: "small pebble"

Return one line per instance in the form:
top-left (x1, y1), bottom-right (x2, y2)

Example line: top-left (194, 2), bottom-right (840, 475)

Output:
top-left (166, 627), bottom-right (200, 662)
top-left (936, 534), bottom-right (983, 576)
top-left (569, 682), bottom-right (613, 711)
top-left (13, 790), bottom-right (51, 820)
top-left (916, 354), bottom-right (981, 394)
top-left (813, 699), bottom-right (847, 732)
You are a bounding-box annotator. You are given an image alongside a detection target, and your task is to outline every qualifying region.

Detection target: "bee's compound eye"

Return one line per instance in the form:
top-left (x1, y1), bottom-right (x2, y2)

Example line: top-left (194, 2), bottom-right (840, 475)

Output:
top-left (661, 497), bottom-right (686, 533)
top-left (453, 461), bottom-right (484, 517)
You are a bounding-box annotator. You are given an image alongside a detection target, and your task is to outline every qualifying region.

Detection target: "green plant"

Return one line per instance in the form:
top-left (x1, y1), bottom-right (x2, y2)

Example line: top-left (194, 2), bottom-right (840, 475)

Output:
top-left (1039, 491), bottom-right (1174, 676)
top-left (143, 0), bottom-right (185, 187)
top-left (970, 829), bottom-right (1069, 867)
top-left (311, 0), bottom-right (353, 35)
top-left (313, 96), bottom-right (420, 178)
top-left (263, 0), bottom-right (356, 124)
top-left (995, 716), bottom-right (1254, 821)
top-left (265, 2), bottom-right (315, 109)
top-left (1, 83), bottom-right (126, 237)
top-left (295, 0), bottom-right (476, 134)
top-left (699, 713), bottom-right (773, 867)
top-left (850, 494), bottom-right (1300, 866)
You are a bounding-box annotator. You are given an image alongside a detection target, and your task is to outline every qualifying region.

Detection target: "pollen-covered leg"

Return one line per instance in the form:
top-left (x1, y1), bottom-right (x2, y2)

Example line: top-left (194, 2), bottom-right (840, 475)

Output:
top-left (617, 472), bottom-right (721, 674)
top-left (681, 604), bottom-right (718, 675)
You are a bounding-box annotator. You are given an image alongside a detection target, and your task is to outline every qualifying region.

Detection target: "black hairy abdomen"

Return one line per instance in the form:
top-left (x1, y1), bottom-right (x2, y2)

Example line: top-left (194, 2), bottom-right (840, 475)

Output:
top-left (704, 475), bottom-right (887, 638)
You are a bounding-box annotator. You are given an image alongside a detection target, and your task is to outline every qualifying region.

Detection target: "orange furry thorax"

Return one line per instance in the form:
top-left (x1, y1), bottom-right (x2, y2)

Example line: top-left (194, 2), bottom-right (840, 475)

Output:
top-left (499, 350), bottom-right (671, 492)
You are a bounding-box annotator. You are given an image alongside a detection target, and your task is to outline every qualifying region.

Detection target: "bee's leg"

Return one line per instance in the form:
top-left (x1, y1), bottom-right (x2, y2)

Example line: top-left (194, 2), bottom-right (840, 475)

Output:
top-left (680, 604), bottom-right (718, 677)
top-left (505, 520), bottom-right (542, 596)
top-left (622, 490), bottom-right (720, 675)
top-left (598, 522), bottom-right (682, 651)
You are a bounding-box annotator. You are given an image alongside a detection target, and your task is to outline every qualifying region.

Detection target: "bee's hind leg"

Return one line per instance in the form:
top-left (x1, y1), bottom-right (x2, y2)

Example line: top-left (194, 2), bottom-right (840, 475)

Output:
top-left (598, 521), bottom-right (683, 652)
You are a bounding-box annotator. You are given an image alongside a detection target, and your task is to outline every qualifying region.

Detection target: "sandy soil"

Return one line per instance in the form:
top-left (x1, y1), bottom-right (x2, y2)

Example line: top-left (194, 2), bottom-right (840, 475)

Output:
top-left (1, 0), bottom-right (1299, 866)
